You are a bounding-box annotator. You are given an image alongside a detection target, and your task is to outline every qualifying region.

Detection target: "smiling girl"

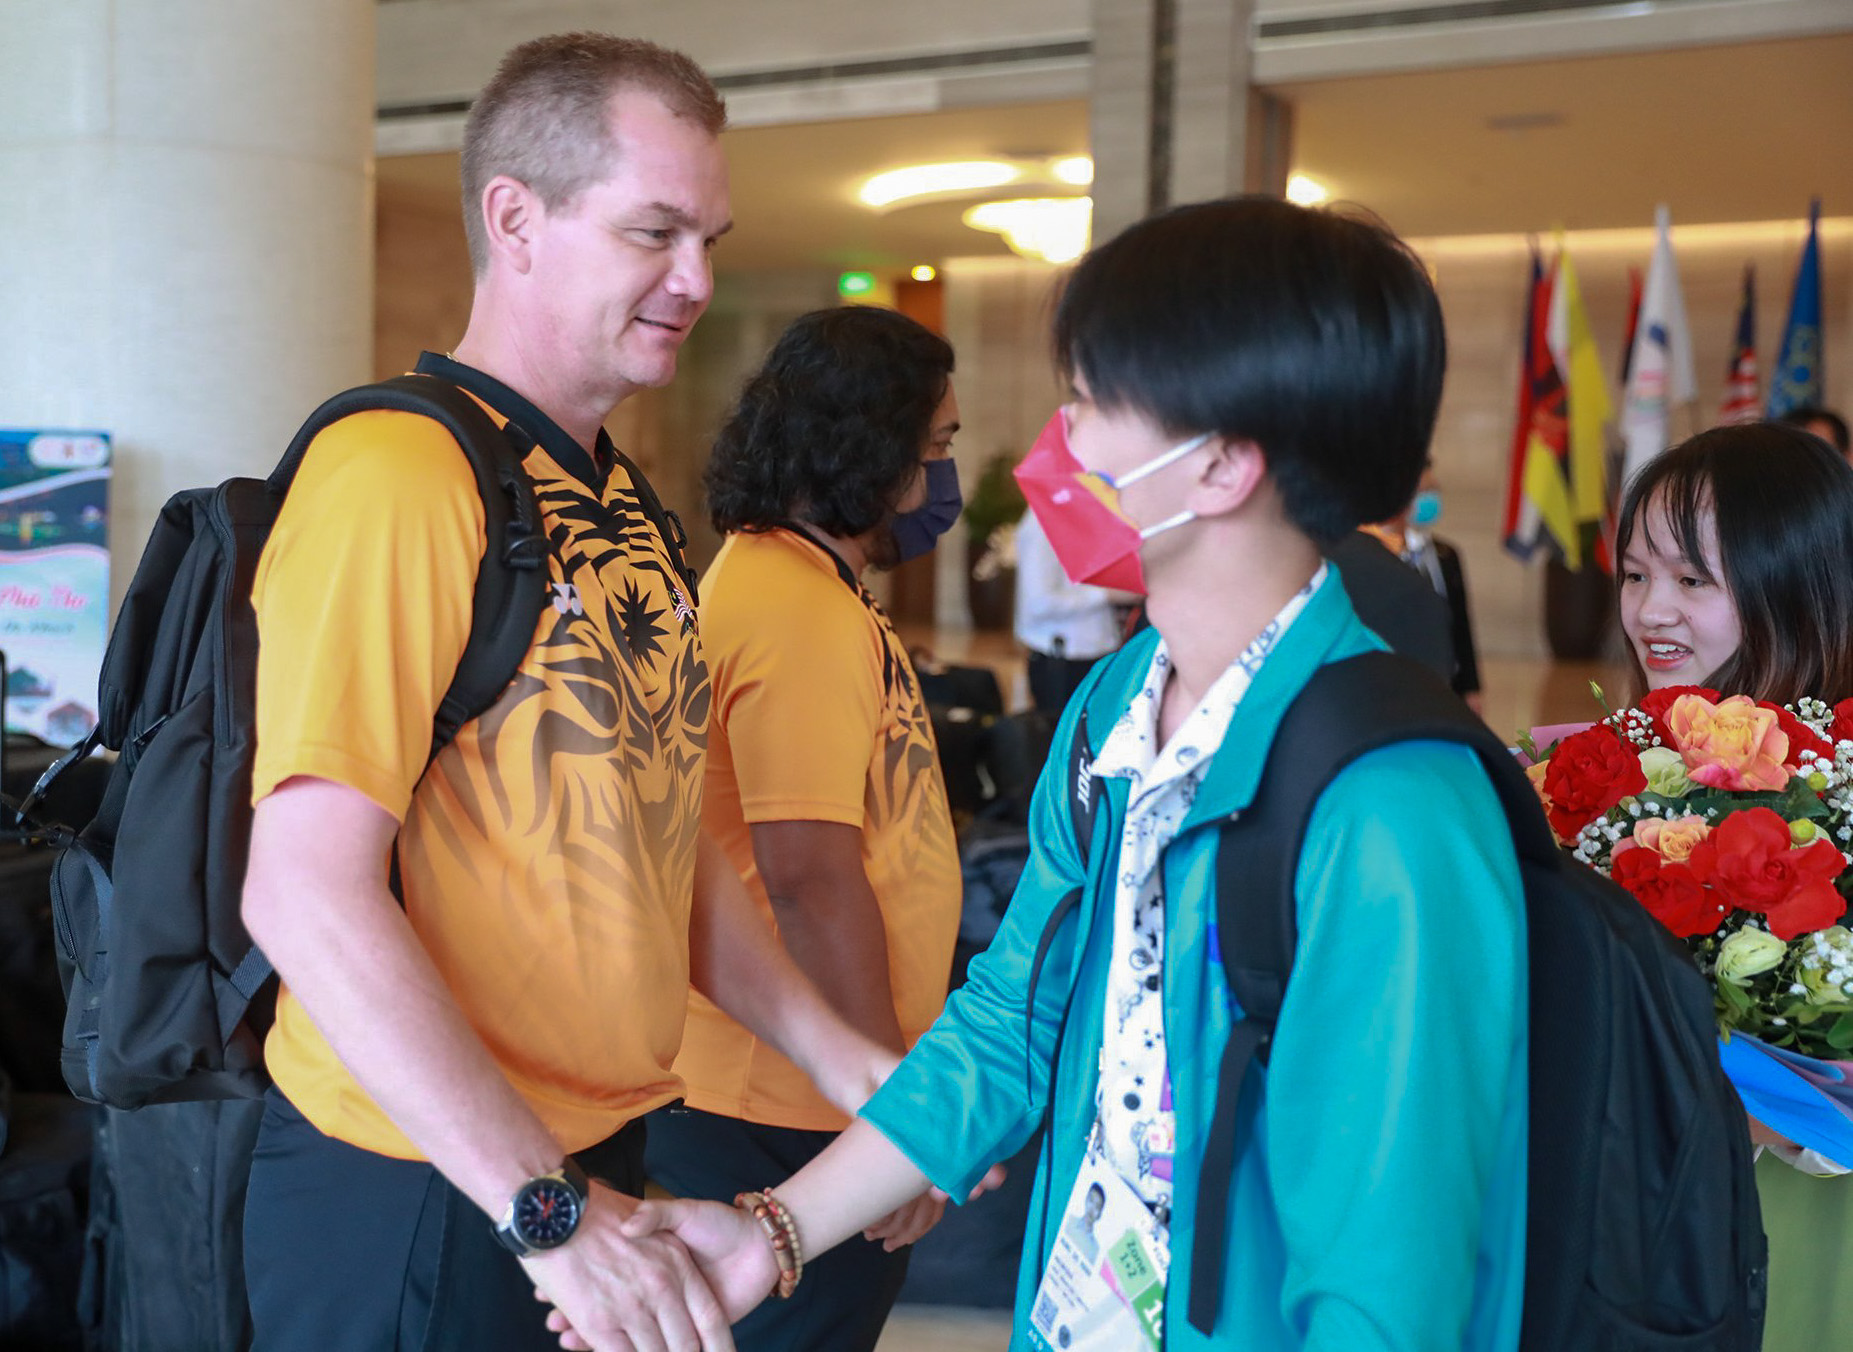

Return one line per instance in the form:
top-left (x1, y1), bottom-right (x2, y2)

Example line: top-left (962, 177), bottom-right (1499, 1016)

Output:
top-left (1617, 422), bottom-right (1853, 706)
top-left (1615, 420), bottom-right (1853, 1352)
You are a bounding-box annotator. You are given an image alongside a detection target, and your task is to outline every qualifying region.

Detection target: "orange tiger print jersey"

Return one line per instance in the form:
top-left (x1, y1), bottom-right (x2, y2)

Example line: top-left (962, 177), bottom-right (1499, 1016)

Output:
top-left (675, 527), bottom-right (960, 1132)
top-left (252, 357), bottom-right (708, 1160)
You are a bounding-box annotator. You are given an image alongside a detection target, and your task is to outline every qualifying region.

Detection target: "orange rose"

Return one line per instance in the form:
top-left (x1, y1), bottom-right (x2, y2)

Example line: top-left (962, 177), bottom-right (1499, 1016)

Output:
top-left (1526, 760), bottom-right (1553, 812)
top-left (1666, 694), bottom-right (1791, 792)
top-left (1630, 814), bottom-right (1712, 863)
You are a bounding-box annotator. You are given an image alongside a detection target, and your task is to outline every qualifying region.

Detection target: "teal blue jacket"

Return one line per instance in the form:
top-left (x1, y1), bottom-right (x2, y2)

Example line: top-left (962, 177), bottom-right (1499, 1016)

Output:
top-left (863, 572), bottom-right (1528, 1351)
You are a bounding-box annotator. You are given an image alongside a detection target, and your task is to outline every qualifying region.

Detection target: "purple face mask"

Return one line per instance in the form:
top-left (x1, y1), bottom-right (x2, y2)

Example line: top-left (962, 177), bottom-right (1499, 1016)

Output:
top-left (890, 458), bottom-right (963, 563)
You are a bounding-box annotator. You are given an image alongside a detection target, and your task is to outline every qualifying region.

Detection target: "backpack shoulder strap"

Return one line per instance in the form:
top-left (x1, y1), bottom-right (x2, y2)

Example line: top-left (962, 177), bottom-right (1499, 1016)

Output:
top-left (1061, 630), bottom-right (1163, 869)
top-left (1216, 649), bottom-right (1557, 1003)
top-left (1189, 648), bottom-right (1544, 1334)
top-left (274, 374), bottom-right (549, 761)
top-left (612, 447), bottom-right (700, 605)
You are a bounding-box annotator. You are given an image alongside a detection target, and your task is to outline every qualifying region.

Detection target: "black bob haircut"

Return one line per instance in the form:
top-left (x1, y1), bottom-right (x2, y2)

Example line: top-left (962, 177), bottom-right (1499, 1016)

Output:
top-left (1615, 421), bottom-right (1853, 705)
top-left (706, 307), bottom-right (954, 538)
top-left (1052, 196), bottom-right (1447, 544)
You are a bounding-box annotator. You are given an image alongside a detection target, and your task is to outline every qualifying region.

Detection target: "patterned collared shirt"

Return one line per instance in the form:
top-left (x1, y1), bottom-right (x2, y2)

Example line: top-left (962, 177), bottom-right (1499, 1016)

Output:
top-left (1089, 565), bottom-right (1327, 1218)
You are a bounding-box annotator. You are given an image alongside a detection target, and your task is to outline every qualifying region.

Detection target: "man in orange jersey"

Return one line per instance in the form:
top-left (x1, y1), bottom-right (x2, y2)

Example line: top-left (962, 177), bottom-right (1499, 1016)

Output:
top-left (240, 35), bottom-right (884, 1352)
top-left (645, 306), bottom-right (966, 1350)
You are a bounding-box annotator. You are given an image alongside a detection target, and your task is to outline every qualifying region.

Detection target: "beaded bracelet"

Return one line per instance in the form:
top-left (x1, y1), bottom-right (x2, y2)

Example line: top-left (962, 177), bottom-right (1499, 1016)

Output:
top-left (734, 1189), bottom-right (804, 1299)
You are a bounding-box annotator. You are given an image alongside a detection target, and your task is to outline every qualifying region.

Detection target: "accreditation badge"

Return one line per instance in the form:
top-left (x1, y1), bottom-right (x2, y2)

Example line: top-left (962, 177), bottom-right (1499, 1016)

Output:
top-left (1027, 1141), bottom-right (1169, 1351)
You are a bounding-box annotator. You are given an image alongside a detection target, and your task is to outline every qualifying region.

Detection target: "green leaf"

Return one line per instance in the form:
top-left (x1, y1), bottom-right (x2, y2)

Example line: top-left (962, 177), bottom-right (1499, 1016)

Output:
top-left (1829, 1011), bottom-right (1853, 1052)
top-left (1684, 779), bottom-right (1832, 824)
top-left (1633, 791), bottom-right (1691, 815)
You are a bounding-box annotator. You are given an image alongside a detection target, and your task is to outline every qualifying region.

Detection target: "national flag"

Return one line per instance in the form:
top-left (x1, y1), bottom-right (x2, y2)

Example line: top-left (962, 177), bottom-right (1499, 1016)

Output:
top-left (1540, 243), bottom-right (1612, 570)
top-left (1513, 246), bottom-right (1575, 564)
top-left (1502, 246), bottom-right (1550, 558)
top-left (1719, 265), bottom-right (1759, 424)
top-left (1767, 199), bottom-right (1823, 418)
top-left (1618, 267), bottom-right (1643, 386)
top-left (1621, 206), bottom-right (1697, 488)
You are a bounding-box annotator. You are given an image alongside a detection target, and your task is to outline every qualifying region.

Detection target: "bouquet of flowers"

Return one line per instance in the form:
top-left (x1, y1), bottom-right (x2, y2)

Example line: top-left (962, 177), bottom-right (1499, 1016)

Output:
top-left (1526, 687), bottom-right (1853, 1166)
top-left (1526, 686), bottom-right (1853, 1056)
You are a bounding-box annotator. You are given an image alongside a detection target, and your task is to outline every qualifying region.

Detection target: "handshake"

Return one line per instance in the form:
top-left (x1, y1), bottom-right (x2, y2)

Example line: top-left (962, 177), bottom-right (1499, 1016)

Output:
top-left (522, 1132), bottom-right (1006, 1352)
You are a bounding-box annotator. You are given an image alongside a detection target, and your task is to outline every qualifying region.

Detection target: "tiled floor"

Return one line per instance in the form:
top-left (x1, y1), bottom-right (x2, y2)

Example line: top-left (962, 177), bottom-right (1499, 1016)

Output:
top-left (877, 1305), bottom-right (1013, 1351)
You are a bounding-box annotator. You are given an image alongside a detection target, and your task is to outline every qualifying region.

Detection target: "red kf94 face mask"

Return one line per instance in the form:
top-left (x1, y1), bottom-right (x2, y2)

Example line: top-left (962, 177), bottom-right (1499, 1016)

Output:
top-left (1013, 410), bottom-right (1209, 594)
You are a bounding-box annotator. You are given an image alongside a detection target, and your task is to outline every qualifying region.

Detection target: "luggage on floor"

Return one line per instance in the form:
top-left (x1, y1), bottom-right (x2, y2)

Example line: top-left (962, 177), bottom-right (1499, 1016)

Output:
top-left (0, 844), bottom-right (64, 1098)
top-left (928, 706), bottom-right (990, 819)
top-left (915, 661), bottom-right (1003, 717)
top-left (0, 1091), bottom-right (99, 1351)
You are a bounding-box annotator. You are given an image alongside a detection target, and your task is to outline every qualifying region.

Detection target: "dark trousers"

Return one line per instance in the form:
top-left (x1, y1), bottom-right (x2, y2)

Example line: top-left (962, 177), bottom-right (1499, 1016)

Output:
top-left (1026, 650), bottom-right (1100, 718)
top-left (644, 1104), bottom-right (911, 1352)
top-left (243, 1089), bottom-right (645, 1352)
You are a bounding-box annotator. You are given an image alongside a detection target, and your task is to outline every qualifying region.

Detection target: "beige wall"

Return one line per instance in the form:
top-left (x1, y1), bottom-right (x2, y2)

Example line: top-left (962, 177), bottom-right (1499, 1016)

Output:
top-left (937, 256), bottom-right (1068, 626)
top-left (375, 188), bottom-right (1849, 655)
top-left (922, 221), bottom-right (1853, 656)
top-left (375, 173), bottom-right (472, 381)
top-left (1417, 220), bottom-right (1852, 660)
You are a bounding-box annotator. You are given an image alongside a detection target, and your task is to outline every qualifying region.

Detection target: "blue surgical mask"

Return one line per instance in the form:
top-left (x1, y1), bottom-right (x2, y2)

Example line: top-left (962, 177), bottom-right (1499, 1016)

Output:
top-left (891, 458), bottom-right (963, 563)
top-left (1410, 489), bottom-right (1442, 528)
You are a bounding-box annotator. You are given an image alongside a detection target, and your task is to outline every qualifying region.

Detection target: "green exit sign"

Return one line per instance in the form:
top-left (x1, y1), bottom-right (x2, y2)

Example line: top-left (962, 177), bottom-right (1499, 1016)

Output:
top-left (837, 271), bottom-right (876, 297)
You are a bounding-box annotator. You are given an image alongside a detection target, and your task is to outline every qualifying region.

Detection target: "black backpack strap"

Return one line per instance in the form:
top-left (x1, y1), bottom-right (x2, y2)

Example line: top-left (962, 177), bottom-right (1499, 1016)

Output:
top-left (612, 447), bottom-right (699, 605)
top-left (1019, 658), bottom-right (1113, 1039)
top-left (1066, 709), bottom-right (1102, 870)
top-left (1188, 649), bottom-right (1546, 1334)
top-left (273, 374), bottom-right (549, 762)
top-left (1061, 632), bottom-right (1155, 872)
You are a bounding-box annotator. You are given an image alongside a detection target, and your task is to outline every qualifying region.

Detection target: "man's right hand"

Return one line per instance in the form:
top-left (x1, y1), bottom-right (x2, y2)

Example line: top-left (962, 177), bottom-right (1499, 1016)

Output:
top-left (620, 1198), bottom-right (782, 1322)
top-left (522, 1182), bottom-right (735, 1352)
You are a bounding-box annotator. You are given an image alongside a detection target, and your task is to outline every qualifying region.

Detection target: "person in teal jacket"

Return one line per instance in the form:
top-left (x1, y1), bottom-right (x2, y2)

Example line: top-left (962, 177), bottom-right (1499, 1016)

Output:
top-left (583, 198), bottom-right (1529, 1352)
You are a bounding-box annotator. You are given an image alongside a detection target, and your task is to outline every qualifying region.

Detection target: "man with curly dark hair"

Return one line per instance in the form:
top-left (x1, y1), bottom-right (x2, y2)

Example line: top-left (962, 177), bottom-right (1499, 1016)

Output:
top-left (644, 305), bottom-right (967, 1350)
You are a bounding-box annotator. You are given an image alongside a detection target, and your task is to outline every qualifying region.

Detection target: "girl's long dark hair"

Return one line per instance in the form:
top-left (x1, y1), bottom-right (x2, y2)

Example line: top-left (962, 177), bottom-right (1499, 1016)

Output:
top-left (1616, 423), bottom-right (1853, 705)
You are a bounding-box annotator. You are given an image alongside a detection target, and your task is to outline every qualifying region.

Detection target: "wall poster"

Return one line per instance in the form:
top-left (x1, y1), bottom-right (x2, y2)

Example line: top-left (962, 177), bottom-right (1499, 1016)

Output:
top-left (0, 429), bottom-right (111, 744)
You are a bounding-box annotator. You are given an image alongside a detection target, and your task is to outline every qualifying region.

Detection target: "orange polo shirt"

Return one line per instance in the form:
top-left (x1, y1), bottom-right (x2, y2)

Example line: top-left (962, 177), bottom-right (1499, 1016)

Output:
top-left (251, 354), bottom-right (708, 1160)
top-left (675, 527), bottom-right (961, 1131)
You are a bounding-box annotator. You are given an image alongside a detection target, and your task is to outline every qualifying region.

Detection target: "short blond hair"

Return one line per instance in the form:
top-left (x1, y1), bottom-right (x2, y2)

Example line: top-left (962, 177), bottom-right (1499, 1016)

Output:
top-left (460, 33), bottom-right (726, 274)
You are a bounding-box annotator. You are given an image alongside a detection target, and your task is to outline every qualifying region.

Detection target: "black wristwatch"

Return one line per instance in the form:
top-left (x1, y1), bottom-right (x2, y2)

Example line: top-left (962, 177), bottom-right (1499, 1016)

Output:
top-left (492, 1158), bottom-right (590, 1256)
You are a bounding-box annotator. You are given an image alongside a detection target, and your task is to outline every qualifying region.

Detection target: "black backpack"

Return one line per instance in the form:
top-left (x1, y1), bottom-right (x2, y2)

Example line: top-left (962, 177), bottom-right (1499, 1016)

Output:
top-left (1054, 648), bottom-right (1767, 1349)
top-left (38, 374), bottom-right (695, 1109)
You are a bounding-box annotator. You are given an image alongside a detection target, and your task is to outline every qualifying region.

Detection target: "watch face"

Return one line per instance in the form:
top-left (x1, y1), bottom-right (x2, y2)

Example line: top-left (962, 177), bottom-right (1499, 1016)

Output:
top-left (514, 1178), bottom-right (583, 1249)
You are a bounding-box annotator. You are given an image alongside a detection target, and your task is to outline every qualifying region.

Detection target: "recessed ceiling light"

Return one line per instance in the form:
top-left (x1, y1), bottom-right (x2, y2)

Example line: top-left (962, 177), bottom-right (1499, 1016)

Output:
top-left (858, 161), bottom-right (1021, 208)
top-left (911, 264), bottom-right (938, 282)
top-left (963, 198), bottom-right (1092, 265)
top-left (1051, 155), bottom-right (1094, 186)
top-left (1286, 174), bottom-right (1328, 206)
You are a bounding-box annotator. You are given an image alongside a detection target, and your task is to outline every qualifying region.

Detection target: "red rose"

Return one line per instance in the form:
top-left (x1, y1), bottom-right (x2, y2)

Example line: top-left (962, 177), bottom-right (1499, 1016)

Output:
top-left (1612, 848), bottom-right (1722, 938)
top-left (1831, 699), bottom-right (1853, 746)
top-left (1763, 878), bottom-right (1849, 942)
top-left (1542, 725), bottom-right (1648, 842)
top-left (1638, 685), bottom-right (1721, 746)
top-left (1757, 702), bottom-right (1834, 768)
top-left (1687, 808), bottom-right (1807, 906)
top-left (1688, 809), bottom-right (1849, 940)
